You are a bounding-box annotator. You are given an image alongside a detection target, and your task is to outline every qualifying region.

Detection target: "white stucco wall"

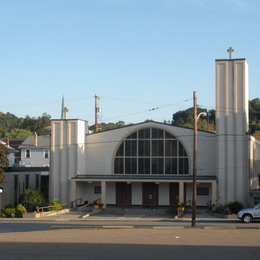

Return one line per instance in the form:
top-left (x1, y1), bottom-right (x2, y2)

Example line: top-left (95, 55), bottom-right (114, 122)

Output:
top-left (107, 182), bottom-right (116, 204)
top-left (82, 121), bottom-right (216, 177)
top-left (186, 183), bottom-right (212, 206)
top-left (3, 171), bottom-right (44, 207)
top-left (159, 183), bottom-right (169, 205)
top-left (131, 182), bottom-right (141, 205)
top-left (50, 119), bottom-right (88, 203)
top-left (20, 148), bottom-right (50, 167)
top-left (216, 59), bottom-right (249, 205)
top-left (249, 136), bottom-right (260, 189)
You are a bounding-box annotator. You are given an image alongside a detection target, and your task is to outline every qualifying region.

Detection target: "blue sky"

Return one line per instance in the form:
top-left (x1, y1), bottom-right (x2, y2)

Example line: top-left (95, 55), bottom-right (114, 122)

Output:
top-left (1, 0), bottom-right (259, 126)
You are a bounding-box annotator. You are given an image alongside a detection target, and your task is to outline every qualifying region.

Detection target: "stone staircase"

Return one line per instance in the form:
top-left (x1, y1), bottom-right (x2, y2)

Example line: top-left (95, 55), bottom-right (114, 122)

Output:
top-left (95, 206), bottom-right (177, 217)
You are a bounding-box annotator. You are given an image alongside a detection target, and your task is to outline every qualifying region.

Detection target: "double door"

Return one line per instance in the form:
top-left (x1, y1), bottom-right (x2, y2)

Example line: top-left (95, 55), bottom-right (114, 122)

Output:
top-left (116, 182), bottom-right (132, 207)
top-left (142, 183), bottom-right (158, 207)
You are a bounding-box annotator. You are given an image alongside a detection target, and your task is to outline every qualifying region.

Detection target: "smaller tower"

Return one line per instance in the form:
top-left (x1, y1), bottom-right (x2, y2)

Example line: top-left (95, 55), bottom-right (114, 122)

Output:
top-left (61, 96), bottom-right (69, 119)
top-left (95, 95), bottom-right (101, 132)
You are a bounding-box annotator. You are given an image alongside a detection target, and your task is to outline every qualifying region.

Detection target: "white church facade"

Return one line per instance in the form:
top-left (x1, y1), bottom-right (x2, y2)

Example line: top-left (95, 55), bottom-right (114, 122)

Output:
top-left (50, 55), bottom-right (260, 208)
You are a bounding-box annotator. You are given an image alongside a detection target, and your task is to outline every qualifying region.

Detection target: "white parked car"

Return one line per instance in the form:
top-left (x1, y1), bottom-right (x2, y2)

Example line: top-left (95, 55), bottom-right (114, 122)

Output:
top-left (237, 203), bottom-right (260, 223)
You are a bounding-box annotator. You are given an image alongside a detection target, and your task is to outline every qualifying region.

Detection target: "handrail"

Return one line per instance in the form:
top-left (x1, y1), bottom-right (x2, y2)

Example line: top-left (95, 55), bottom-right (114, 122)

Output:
top-left (185, 200), bottom-right (191, 206)
top-left (79, 198), bottom-right (101, 215)
top-left (37, 198), bottom-right (83, 213)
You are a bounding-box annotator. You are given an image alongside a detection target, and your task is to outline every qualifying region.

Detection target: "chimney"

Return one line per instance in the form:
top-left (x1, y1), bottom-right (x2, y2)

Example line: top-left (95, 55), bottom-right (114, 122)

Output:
top-left (34, 132), bottom-right (38, 146)
top-left (5, 137), bottom-right (9, 147)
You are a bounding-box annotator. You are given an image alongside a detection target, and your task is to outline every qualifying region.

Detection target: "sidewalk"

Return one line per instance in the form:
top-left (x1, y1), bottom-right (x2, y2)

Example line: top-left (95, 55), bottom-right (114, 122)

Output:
top-left (0, 207), bottom-right (246, 226)
top-left (21, 207), bottom-right (237, 222)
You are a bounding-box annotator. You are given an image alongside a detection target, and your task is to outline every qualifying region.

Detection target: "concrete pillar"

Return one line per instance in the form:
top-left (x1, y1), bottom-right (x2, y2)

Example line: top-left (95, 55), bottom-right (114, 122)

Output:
top-left (211, 181), bottom-right (217, 205)
top-left (70, 179), bottom-right (77, 206)
top-left (179, 182), bottom-right (184, 203)
top-left (101, 181), bottom-right (107, 208)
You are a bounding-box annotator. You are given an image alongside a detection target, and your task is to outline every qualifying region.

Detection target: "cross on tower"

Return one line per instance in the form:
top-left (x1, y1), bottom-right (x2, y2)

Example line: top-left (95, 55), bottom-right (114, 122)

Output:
top-left (227, 47), bottom-right (234, 59)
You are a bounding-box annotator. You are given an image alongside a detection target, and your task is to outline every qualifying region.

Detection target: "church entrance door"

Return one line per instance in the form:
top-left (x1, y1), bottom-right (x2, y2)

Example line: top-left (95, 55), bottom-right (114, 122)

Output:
top-left (169, 183), bottom-right (179, 207)
top-left (142, 183), bottom-right (158, 207)
top-left (116, 182), bottom-right (132, 207)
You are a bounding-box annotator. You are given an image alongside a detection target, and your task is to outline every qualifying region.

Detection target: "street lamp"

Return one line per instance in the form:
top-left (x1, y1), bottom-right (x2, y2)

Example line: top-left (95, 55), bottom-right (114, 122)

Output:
top-left (192, 91), bottom-right (207, 227)
top-left (0, 187), bottom-right (3, 210)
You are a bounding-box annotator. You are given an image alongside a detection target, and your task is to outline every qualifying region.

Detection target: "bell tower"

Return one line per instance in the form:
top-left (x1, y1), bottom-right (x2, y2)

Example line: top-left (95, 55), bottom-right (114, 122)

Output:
top-left (215, 48), bottom-right (249, 205)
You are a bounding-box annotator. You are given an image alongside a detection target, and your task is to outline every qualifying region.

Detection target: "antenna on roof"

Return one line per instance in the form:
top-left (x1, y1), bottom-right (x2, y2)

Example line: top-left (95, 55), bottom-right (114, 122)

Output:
top-left (95, 95), bottom-right (101, 132)
top-left (61, 96), bottom-right (69, 119)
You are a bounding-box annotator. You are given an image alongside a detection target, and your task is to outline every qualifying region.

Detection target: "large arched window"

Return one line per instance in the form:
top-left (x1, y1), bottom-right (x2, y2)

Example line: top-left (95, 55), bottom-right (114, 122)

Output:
top-left (114, 128), bottom-right (189, 175)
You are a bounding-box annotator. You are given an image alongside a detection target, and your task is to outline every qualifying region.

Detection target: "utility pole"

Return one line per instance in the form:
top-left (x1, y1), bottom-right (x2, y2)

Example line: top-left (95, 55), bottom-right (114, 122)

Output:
top-left (192, 91), bottom-right (197, 227)
top-left (192, 91), bottom-right (207, 227)
top-left (95, 95), bottom-right (100, 133)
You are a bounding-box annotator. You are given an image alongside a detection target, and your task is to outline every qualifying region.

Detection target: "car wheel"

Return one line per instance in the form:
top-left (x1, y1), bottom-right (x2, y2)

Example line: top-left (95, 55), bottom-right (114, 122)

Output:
top-left (243, 214), bottom-right (253, 223)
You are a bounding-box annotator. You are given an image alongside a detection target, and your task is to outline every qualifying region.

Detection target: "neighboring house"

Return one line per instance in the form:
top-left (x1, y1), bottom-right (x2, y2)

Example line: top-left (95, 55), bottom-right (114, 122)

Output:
top-left (49, 54), bottom-right (260, 208)
top-left (18, 133), bottom-right (50, 167)
top-left (0, 138), bottom-right (20, 167)
top-left (2, 134), bottom-right (50, 206)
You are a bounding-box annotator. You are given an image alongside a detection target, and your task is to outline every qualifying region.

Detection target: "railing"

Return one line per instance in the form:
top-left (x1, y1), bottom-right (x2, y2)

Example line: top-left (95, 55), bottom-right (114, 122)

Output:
top-left (185, 200), bottom-right (191, 206)
top-left (37, 198), bottom-right (83, 213)
top-left (79, 198), bottom-right (101, 216)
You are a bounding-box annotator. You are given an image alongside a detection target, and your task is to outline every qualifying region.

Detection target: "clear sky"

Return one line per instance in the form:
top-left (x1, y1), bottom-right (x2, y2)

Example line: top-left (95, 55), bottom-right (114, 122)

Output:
top-left (1, 0), bottom-right (259, 126)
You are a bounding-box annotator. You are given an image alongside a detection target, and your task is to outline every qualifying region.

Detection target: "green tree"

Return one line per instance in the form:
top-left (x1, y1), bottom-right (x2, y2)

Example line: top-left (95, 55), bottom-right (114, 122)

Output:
top-left (172, 107), bottom-right (213, 131)
top-left (5, 128), bottom-right (33, 138)
top-left (0, 112), bottom-right (23, 137)
top-left (249, 98), bottom-right (260, 130)
top-left (0, 143), bottom-right (9, 185)
top-left (90, 121), bottom-right (126, 132)
top-left (21, 113), bottom-right (51, 135)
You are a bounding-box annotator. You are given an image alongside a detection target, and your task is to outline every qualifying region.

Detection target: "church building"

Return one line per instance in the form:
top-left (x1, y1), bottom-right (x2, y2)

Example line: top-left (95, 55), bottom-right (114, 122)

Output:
top-left (49, 52), bottom-right (260, 208)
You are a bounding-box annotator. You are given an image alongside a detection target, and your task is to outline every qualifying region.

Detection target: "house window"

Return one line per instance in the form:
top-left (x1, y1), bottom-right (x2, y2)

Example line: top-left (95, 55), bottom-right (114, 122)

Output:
top-left (25, 149), bottom-right (31, 158)
top-left (43, 149), bottom-right (49, 159)
top-left (94, 186), bottom-right (101, 194)
top-left (114, 127), bottom-right (189, 175)
top-left (197, 187), bottom-right (209, 196)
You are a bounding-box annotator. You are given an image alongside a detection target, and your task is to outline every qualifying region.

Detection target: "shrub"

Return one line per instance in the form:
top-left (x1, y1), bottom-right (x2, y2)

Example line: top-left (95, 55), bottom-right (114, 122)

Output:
top-left (16, 204), bottom-right (27, 216)
top-left (228, 201), bottom-right (243, 214)
top-left (20, 189), bottom-right (45, 212)
top-left (48, 199), bottom-right (63, 211)
top-left (214, 204), bottom-right (231, 214)
top-left (1, 207), bottom-right (16, 217)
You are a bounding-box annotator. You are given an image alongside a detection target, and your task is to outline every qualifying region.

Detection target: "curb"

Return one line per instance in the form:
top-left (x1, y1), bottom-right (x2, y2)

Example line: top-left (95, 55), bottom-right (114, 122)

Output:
top-left (48, 225), bottom-right (260, 230)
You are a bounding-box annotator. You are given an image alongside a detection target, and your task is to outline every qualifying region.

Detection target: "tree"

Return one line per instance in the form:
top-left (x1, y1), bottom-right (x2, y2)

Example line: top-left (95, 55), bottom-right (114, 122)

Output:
top-left (5, 128), bottom-right (33, 138)
top-left (0, 143), bottom-right (9, 185)
top-left (89, 121), bottom-right (126, 132)
top-left (172, 107), bottom-right (214, 131)
top-left (21, 113), bottom-right (51, 135)
top-left (249, 98), bottom-right (260, 130)
top-left (0, 112), bottom-right (23, 137)
top-left (171, 98), bottom-right (260, 132)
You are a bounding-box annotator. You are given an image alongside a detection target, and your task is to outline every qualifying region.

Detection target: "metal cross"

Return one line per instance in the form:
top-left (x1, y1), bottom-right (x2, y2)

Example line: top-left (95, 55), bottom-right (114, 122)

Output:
top-left (227, 47), bottom-right (234, 59)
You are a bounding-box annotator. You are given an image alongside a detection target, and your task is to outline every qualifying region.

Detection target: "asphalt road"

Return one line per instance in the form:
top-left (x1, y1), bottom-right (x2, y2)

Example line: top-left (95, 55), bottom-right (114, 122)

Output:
top-left (0, 228), bottom-right (259, 260)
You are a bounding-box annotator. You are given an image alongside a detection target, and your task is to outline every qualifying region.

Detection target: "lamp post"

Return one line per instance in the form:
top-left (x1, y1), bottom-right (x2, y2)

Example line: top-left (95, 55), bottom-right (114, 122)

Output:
top-left (192, 91), bottom-right (207, 227)
top-left (0, 187), bottom-right (3, 210)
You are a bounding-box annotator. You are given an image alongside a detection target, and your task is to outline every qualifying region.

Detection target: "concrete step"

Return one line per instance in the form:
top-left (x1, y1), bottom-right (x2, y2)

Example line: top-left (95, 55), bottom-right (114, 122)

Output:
top-left (98, 207), bottom-right (176, 215)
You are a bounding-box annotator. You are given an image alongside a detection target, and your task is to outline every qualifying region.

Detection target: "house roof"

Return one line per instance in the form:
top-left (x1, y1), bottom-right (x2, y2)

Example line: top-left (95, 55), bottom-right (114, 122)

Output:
top-left (18, 135), bottom-right (50, 149)
top-left (0, 139), bottom-right (18, 152)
